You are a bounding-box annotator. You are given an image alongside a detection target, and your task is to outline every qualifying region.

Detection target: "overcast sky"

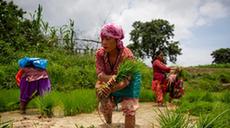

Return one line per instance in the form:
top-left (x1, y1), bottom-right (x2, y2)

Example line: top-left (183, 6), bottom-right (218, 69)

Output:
top-left (11, 0), bottom-right (230, 67)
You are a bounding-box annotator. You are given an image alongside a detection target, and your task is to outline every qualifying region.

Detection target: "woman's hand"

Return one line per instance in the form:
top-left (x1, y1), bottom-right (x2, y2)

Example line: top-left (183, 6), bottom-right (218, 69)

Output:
top-left (111, 76), bottom-right (131, 92)
top-left (95, 80), bottom-right (113, 99)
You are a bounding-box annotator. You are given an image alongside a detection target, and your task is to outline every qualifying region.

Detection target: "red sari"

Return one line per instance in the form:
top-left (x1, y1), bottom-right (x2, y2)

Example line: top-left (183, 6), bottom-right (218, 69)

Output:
top-left (152, 59), bottom-right (171, 104)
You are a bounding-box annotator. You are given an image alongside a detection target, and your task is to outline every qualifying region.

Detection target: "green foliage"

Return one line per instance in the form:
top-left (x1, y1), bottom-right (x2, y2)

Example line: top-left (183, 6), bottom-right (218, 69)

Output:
top-left (139, 89), bottom-right (155, 102)
top-left (138, 64), bottom-right (152, 89)
top-left (179, 70), bottom-right (192, 81)
top-left (116, 59), bottom-right (142, 82)
top-left (35, 92), bottom-right (57, 117)
top-left (128, 19), bottom-right (182, 63)
top-left (179, 101), bottom-right (213, 116)
top-left (211, 48), bottom-right (230, 64)
top-left (186, 72), bottom-right (227, 92)
top-left (220, 90), bottom-right (230, 103)
top-left (0, 40), bottom-right (16, 64)
top-left (196, 63), bottom-right (230, 68)
top-left (0, 0), bottom-right (24, 43)
top-left (200, 92), bottom-right (214, 102)
top-left (197, 108), bottom-right (230, 128)
top-left (0, 119), bottom-right (13, 128)
top-left (0, 89), bottom-right (19, 112)
top-left (61, 89), bottom-right (97, 116)
top-left (156, 109), bottom-right (192, 128)
top-left (0, 89), bottom-right (97, 116)
top-left (0, 63), bottom-right (18, 89)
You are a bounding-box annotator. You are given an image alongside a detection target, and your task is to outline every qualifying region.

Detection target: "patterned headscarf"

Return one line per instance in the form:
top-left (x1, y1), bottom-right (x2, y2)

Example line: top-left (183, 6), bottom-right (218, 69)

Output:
top-left (100, 23), bottom-right (124, 49)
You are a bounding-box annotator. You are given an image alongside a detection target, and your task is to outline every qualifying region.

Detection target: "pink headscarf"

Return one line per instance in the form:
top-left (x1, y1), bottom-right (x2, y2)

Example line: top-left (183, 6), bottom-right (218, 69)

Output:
top-left (100, 23), bottom-right (124, 49)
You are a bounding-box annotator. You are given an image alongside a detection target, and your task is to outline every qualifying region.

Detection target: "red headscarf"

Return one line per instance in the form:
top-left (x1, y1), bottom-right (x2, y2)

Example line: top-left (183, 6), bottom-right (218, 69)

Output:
top-left (100, 23), bottom-right (124, 49)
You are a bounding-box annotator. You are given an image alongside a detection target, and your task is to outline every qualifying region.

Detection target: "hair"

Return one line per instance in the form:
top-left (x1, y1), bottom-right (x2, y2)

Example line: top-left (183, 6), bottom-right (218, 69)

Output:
top-left (152, 50), bottom-right (163, 62)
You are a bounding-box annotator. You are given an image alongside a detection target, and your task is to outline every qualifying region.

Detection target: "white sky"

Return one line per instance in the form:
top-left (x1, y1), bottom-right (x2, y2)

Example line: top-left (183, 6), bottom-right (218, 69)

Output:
top-left (11, 0), bottom-right (230, 67)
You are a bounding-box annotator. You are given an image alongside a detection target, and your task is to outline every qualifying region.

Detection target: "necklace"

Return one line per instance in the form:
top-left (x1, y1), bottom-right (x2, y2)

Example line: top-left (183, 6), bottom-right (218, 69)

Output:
top-left (108, 51), bottom-right (119, 71)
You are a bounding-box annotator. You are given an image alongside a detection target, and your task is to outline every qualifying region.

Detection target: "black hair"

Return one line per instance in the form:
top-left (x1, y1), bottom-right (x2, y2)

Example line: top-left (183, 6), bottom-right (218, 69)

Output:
top-left (152, 50), bottom-right (163, 63)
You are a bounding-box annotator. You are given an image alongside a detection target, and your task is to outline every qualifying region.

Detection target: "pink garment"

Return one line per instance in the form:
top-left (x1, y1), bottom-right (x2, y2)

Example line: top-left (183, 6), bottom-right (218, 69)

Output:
top-left (152, 59), bottom-right (171, 104)
top-left (96, 47), bottom-right (133, 76)
top-left (99, 97), bottom-right (139, 116)
top-left (100, 23), bottom-right (124, 49)
top-left (22, 67), bottom-right (49, 82)
top-left (152, 80), bottom-right (167, 104)
top-left (95, 47), bottom-right (139, 116)
top-left (152, 73), bottom-right (184, 104)
top-left (153, 59), bottom-right (171, 83)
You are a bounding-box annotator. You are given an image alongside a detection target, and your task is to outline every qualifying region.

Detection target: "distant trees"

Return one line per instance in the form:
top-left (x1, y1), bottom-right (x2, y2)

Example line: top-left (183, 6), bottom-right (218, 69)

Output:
top-left (0, 1), bottom-right (47, 53)
top-left (211, 48), bottom-right (230, 64)
top-left (0, 0), bottom-right (99, 64)
top-left (128, 19), bottom-right (182, 63)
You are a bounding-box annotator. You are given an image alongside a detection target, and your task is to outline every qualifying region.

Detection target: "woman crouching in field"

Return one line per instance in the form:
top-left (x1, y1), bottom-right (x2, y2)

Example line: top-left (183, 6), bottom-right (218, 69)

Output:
top-left (16, 57), bottom-right (51, 114)
top-left (95, 23), bottom-right (141, 128)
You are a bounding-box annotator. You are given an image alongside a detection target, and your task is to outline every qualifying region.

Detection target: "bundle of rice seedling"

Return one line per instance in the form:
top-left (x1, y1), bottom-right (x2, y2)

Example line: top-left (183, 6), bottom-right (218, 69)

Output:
top-left (97, 59), bottom-right (142, 98)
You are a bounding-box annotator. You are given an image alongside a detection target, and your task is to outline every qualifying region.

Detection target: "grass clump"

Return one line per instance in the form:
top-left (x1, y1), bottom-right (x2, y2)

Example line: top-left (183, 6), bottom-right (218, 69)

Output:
top-left (156, 109), bottom-right (193, 128)
top-left (61, 89), bottom-right (97, 116)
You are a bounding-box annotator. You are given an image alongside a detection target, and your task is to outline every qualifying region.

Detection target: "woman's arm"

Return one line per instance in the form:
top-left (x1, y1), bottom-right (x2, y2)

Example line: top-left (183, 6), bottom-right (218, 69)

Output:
top-left (111, 76), bottom-right (131, 92)
top-left (155, 60), bottom-right (171, 73)
top-left (96, 49), bottom-right (113, 82)
top-left (97, 72), bottom-right (114, 83)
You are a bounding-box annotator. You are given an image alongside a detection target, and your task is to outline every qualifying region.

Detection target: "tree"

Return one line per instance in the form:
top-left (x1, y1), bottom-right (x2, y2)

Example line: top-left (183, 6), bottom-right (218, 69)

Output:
top-left (128, 19), bottom-right (182, 63)
top-left (0, 1), bottom-right (47, 51)
top-left (0, 0), bottom-right (24, 48)
top-left (211, 48), bottom-right (230, 64)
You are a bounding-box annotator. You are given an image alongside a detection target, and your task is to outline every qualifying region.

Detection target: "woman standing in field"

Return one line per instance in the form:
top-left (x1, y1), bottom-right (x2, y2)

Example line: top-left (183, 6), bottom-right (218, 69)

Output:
top-left (151, 51), bottom-right (179, 106)
top-left (95, 23), bottom-right (140, 128)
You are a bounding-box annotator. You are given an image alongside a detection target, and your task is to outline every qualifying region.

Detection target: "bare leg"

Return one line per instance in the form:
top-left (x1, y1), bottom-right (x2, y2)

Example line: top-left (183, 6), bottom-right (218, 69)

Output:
top-left (169, 97), bottom-right (173, 103)
top-left (20, 101), bottom-right (27, 114)
top-left (104, 112), bottom-right (112, 124)
top-left (125, 115), bottom-right (135, 128)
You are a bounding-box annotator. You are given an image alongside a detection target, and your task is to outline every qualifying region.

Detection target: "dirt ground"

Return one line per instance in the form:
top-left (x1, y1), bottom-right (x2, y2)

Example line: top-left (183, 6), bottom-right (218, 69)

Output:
top-left (0, 102), bottom-right (176, 128)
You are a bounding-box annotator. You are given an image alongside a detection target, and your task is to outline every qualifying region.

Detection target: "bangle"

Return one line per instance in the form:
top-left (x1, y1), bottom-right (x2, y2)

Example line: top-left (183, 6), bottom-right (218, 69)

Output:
top-left (98, 73), bottom-right (103, 80)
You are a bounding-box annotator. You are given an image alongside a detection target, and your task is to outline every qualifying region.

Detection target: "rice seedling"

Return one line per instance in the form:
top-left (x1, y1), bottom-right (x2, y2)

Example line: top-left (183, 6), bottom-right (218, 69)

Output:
top-left (34, 92), bottom-right (59, 117)
top-left (196, 109), bottom-right (230, 128)
top-left (0, 116), bottom-right (13, 128)
top-left (61, 89), bottom-right (97, 116)
top-left (156, 108), bottom-right (194, 128)
top-left (97, 59), bottom-right (142, 98)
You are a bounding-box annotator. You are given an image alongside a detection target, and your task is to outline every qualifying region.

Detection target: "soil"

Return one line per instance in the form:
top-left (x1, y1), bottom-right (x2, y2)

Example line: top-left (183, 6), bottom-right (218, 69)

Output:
top-left (0, 102), bottom-right (177, 128)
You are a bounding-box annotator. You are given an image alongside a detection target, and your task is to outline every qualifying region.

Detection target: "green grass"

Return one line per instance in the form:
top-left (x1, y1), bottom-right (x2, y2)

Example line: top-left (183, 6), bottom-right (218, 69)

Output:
top-left (34, 92), bottom-right (60, 117)
top-left (60, 89), bottom-right (97, 116)
top-left (156, 109), bottom-right (193, 128)
top-left (0, 89), bottom-right (97, 116)
top-left (220, 90), bottom-right (230, 103)
top-left (197, 108), bottom-right (230, 128)
top-left (176, 86), bottom-right (230, 127)
top-left (139, 89), bottom-right (155, 102)
top-left (196, 63), bottom-right (230, 68)
top-left (0, 89), bottom-right (19, 112)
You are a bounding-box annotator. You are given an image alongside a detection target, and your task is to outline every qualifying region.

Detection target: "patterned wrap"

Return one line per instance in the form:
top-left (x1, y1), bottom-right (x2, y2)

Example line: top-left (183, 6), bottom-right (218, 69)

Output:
top-left (100, 23), bottom-right (124, 49)
top-left (96, 47), bottom-right (140, 116)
